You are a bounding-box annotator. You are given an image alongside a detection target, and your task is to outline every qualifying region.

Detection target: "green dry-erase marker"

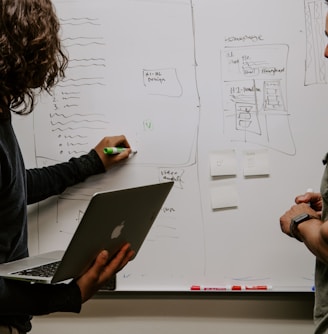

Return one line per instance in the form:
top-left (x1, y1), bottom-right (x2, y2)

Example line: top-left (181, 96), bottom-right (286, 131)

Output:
top-left (103, 147), bottom-right (137, 155)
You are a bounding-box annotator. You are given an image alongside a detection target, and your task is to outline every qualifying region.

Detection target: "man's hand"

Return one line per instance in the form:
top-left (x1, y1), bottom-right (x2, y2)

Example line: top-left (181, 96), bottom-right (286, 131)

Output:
top-left (295, 191), bottom-right (323, 213)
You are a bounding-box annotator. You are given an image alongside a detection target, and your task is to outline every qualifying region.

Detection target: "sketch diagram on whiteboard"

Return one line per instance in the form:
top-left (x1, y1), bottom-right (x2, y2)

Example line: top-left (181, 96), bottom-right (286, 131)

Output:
top-left (221, 44), bottom-right (296, 155)
top-left (34, 0), bottom-right (200, 168)
top-left (31, 0), bottom-right (205, 288)
top-left (304, 0), bottom-right (328, 85)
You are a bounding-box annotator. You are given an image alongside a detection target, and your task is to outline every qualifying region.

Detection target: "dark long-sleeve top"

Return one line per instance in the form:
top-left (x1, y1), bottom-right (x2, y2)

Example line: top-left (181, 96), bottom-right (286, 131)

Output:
top-left (0, 113), bottom-right (105, 332)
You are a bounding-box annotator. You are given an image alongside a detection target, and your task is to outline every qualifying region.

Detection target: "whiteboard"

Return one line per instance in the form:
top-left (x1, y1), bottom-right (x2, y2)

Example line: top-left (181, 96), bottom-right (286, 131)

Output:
top-left (13, 0), bottom-right (328, 292)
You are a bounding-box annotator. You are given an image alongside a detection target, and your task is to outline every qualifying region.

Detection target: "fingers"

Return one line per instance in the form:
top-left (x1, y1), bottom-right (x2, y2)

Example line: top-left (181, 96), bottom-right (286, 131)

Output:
top-left (97, 135), bottom-right (131, 151)
top-left (101, 244), bottom-right (135, 277)
top-left (93, 249), bottom-right (110, 275)
top-left (92, 244), bottom-right (132, 279)
top-left (94, 135), bottom-right (132, 169)
top-left (295, 191), bottom-right (319, 205)
top-left (295, 192), bottom-right (322, 211)
top-left (295, 193), bottom-right (311, 204)
top-left (77, 244), bottom-right (134, 303)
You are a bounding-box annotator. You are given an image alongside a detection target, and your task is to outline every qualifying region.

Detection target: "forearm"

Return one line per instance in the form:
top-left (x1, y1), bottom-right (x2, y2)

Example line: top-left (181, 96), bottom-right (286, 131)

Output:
top-left (0, 279), bottom-right (81, 316)
top-left (26, 150), bottom-right (105, 204)
top-left (298, 219), bottom-right (328, 264)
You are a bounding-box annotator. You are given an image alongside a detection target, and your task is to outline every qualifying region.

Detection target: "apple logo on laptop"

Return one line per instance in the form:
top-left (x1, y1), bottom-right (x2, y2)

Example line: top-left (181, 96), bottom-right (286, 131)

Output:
top-left (111, 221), bottom-right (125, 239)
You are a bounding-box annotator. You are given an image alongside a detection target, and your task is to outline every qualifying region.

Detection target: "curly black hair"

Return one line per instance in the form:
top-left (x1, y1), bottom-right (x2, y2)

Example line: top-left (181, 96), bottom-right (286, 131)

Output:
top-left (0, 0), bottom-right (68, 114)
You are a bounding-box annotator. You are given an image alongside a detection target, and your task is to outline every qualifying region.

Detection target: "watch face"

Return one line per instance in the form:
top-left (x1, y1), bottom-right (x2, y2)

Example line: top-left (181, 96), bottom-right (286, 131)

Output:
top-left (293, 213), bottom-right (310, 225)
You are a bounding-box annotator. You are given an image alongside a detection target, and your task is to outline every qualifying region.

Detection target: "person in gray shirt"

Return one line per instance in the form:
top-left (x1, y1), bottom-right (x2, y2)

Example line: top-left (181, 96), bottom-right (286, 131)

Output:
top-left (280, 4), bottom-right (328, 333)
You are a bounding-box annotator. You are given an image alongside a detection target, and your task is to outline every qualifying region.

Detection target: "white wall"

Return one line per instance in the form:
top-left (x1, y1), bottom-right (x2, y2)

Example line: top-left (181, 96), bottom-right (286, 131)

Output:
top-left (31, 293), bottom-right (315, 334)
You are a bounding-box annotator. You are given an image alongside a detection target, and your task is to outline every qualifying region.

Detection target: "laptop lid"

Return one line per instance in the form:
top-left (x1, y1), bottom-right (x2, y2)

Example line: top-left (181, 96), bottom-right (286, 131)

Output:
top-left (0, 181), bottom-right (174, 284)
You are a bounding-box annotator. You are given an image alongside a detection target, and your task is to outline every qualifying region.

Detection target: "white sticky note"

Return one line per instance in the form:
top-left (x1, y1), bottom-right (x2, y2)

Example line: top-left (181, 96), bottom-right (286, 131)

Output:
top-left (210, 150), bottom-right (237, 177)
top-left (210, 183), bottom-right (239, 210)
top-left (243, 149), bottom-right (270, 176)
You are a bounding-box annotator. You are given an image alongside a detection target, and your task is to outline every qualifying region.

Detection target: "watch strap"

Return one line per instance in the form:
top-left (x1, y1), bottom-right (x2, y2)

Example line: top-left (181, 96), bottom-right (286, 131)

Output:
top-left (290, 213), bottom-right (317, 242)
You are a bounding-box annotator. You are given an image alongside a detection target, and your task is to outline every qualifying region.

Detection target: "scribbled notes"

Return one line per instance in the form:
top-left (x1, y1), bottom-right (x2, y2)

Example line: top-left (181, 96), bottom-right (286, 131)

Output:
top-left (160, 168), bottom-right (184, 189)
top-left (243, 149), bottom-right (270, 177)
top-left (143, 68), bottom-right (183, 97)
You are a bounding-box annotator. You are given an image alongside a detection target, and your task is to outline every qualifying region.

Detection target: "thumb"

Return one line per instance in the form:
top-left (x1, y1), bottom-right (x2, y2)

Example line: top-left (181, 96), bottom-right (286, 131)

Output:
top-left (295, 193), bottom-right (310, 204)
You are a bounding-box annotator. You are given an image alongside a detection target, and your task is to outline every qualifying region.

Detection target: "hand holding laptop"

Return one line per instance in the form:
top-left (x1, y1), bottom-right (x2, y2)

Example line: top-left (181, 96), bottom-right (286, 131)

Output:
top-left (0, 182), bottom-right (174, 285)
top-left (77, 243), bottom-right (135, 303)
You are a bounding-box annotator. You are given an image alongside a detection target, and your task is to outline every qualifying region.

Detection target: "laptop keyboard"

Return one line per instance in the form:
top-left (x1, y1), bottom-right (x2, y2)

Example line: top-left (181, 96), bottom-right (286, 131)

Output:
top-left (11, 261), bottom-right (116, 290)
top-left (12, 261), bottom-right (61, 278)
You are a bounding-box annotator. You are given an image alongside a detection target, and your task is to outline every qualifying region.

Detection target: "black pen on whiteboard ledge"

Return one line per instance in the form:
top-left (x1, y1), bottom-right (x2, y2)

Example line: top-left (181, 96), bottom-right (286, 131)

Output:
top-left (103, 147), bottom-right (138, 155)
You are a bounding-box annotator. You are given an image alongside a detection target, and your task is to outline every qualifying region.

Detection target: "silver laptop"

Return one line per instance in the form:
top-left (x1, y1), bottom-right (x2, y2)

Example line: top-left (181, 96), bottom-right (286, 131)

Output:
top-left (0, 181), bottom-right (174, 284)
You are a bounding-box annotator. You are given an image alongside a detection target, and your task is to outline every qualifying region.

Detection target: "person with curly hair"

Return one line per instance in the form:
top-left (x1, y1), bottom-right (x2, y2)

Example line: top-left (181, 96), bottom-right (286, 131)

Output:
top-left (0, 0), bottom-right (135, 333)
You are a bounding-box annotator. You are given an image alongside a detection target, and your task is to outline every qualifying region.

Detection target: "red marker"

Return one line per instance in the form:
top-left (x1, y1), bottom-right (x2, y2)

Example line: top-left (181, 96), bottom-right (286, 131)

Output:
top-left (245, 285), bottom-right (272, 291)
top-left (190, 285), bottom-right (272, 291)
top-left (231, 285), bottom-right (273, 291)
top-left (190, 285), bottom-right (229, 291)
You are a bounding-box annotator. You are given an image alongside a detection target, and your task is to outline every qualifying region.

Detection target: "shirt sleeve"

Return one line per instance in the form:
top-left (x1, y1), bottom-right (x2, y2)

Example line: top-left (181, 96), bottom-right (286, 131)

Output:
top-left (26, 150), bottom-right (105, 204)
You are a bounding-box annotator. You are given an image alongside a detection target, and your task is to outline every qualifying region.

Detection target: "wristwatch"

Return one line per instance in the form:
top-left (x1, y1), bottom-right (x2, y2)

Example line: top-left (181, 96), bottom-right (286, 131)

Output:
top-left (290, 213), bottom-right (316, 242)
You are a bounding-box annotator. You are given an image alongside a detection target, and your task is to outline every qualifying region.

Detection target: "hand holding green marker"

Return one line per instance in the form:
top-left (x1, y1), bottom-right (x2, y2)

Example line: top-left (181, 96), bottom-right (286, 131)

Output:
top-left (103, 147), bottom-right (138, 155)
